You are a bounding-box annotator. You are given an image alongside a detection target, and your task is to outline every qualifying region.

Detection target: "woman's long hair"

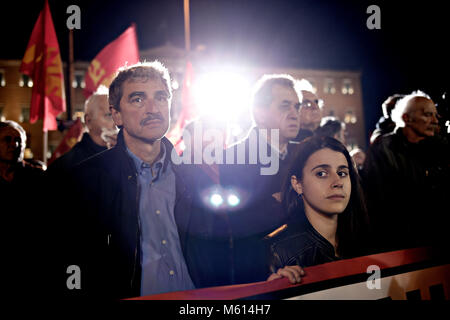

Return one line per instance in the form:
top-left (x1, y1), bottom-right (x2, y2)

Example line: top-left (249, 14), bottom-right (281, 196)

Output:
top-left (281, 136), bottom-right (370, 258)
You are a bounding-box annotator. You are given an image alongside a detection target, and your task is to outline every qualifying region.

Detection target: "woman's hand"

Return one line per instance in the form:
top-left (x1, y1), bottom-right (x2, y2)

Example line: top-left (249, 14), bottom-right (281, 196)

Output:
top-left (267, 265), bottom-right (305, 284)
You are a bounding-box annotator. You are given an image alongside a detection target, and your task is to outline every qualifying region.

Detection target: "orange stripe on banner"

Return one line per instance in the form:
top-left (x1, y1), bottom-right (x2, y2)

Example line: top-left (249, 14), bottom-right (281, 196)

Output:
top-left (128, 247), bottom-right (442, 300)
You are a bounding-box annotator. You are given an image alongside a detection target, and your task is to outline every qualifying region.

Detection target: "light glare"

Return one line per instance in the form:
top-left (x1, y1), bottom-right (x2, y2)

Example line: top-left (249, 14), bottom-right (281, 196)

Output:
top-left (193, 71), bottom-right (250, 122)
top-left (210, 193), bottom-right (223, 207)
top-left (227, 194), bottom-right (240, 207)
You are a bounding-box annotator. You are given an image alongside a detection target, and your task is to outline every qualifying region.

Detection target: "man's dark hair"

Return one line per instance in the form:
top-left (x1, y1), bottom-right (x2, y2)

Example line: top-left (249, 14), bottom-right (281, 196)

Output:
top-left (315, 116), bottom-right (345, 138)
top-left (382, 94), bottom-right (405, 119)
top-left (109, 61), bottom-right (172, 111)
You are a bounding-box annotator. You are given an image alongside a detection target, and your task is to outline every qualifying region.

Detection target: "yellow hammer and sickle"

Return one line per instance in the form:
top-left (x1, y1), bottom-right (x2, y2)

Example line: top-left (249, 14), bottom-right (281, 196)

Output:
top-left (88, 60), bottom-right (106, 86)
top-left (67, 137), bottom-right (78, 148)
top-left (46, 47), bottom-right (62, 74)
top-left (23, 45), bottom-right (36, 64)
top-left (45, 47), bottom-right (63, 98)
top-left (100, 73), bottom-right (115, 88)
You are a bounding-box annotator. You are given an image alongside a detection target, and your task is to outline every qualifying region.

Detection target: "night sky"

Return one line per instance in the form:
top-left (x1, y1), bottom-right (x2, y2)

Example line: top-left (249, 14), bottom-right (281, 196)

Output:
top-left (1, 0), bottom-right (448, 142)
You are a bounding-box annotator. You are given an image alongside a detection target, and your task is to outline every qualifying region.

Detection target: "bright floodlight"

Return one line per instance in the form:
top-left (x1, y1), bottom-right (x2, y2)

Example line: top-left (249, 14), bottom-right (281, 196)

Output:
top-left (227, 194), bottom-right (240, 207)
top-left (210, 193), bottom-right (224, 207)
top-left (193, 71), bottom-right (251, 122)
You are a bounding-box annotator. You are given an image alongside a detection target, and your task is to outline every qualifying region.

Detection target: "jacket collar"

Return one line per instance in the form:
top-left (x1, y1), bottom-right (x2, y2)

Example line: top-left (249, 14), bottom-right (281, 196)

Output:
top-left (79, 132), bottom-right (107, 155)
top-left (115, 129), bottom-right (177, 174)
top-left (241, 127), bottom-right (297, 160)
top-left (289, 212), bottom-right (336, 254)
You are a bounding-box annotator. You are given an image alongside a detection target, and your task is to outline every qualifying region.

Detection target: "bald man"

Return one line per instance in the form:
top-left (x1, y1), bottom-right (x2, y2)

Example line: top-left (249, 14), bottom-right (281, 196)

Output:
top-left (391, 94), bottom-right (439, 142)
top-left (361, 91), bottom-right (448, 252)
top-left (47, 86), bottom-right (118, 173)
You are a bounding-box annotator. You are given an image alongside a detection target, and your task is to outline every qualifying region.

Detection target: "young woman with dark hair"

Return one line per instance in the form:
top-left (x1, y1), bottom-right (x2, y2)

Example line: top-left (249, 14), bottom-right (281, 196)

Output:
top-left (267, 136), bottom-right (371, 281)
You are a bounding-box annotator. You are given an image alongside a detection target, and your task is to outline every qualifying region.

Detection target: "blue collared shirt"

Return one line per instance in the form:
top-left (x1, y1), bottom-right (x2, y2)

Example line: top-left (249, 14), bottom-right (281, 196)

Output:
top-left (126, 144), bottom-right (195, 296)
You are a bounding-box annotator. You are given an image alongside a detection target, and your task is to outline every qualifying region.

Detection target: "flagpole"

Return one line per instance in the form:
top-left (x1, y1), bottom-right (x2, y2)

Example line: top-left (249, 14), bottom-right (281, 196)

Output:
top-left (43, 130), bottom-right (48, 165)
top-left (183, 0), bottom-right (191, 52)
top-left (68, 28), bottom-right (75, 120)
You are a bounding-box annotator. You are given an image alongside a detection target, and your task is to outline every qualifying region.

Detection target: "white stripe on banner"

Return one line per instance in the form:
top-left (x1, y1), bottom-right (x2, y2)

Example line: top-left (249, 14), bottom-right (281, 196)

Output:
top-left (287, 264), bottom-right (450, 300)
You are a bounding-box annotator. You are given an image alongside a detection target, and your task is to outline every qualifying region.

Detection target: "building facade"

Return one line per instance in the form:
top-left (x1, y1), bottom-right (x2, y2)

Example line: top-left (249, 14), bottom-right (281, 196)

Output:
top-left (0, 44), bottom-right (366, 161)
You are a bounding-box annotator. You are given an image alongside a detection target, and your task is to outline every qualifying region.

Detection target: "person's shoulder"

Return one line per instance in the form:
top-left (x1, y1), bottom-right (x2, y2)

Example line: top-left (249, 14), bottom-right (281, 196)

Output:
top-left (266, 222), bottom-right (312, 247)
top-left (369, 130), bottom-right (398, 153)
top-left (266, 223), bottom-right (315, 264)
top-left (21, 161), bottom-right (45, 177)
top-left (70, 147), bottom-right (124, 181)
top-left (223, 136), bottom-right (250, 158)
top-left (47, 146), bottom-right (77, 172)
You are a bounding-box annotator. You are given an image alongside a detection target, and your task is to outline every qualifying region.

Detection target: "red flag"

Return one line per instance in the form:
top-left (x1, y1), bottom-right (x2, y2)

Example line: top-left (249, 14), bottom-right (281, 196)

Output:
top-left (47, 118), bottom-right (83, 165)
top-left (20, 0), bottom-right (66, 132)
top-left (167, 61), bottom-right (199, 153)
top-left (179, 61), bottom-right (197, 129)
top-left (84, 24), bottom-right (139, 98)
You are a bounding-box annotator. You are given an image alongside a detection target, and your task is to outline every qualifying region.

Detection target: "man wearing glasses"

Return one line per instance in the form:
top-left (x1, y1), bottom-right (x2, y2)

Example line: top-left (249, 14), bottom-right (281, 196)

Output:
top-left (295, 80), bottom-right (324, 142)
top-left (219, 74), bottom-right (304, 285)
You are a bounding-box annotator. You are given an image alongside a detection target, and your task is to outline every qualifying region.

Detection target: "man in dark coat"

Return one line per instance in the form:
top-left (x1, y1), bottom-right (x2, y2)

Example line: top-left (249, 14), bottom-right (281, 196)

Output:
top-left (294, 79), bottom-right (323, 142)
top-left (362, 91), bottom-right (449, 253)
top-left (220, 74), bottom-right (303, 284)
top-left (369, 94), bottom-right (404, 144)
top-left (58, 61), bottom-right (208, 299)
top-left (47, 85), bottom-right (118, 174)
top-left (0, 120), bottom-right (45, 296)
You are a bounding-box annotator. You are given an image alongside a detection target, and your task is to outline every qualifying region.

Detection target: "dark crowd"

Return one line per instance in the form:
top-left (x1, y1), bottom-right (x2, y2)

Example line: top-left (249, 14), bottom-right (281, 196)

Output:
top-left (1, 61), bottom-right (449, 299)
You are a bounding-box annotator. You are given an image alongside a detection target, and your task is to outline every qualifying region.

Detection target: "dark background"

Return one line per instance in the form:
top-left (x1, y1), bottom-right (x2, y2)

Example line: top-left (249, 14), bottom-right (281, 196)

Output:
top-left (1, 0), bottom-right (448, 144)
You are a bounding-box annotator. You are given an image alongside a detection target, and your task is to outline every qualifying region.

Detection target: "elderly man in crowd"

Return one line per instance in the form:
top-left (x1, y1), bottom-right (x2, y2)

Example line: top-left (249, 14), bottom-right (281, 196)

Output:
top-left (220, 74), bottom-right (305, 285)
top-left (362, 90), bottom-right (449, 252)
top-left (47, 85), bottom-right (118, 173)
top-left (1, 120), bottom-right (45, 296)
top-left (295, 79), bottom-right (323, 142)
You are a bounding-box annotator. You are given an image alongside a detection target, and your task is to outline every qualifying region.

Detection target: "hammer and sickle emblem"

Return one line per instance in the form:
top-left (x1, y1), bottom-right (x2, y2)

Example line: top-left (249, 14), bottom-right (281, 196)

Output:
top-left (23, 45), bottom-right (36, 64)
top-left (88, 60), bottom-right (106, 86)
top-left (67, 137), bottom-right (78, 148)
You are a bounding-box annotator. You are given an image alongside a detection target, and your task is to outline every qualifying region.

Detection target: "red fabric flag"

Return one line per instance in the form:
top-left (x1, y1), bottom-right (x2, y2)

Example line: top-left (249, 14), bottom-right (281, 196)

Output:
top-left (167, 60), bottom-right (199, 154)
top-left (84, 24), bottom-right (139, 98)
top-left (179, 61), bottom-right (197, 129)
top-left (20, 0), bottom-right (66, 132)
top-left (47, 118), bottom-right (83, 165)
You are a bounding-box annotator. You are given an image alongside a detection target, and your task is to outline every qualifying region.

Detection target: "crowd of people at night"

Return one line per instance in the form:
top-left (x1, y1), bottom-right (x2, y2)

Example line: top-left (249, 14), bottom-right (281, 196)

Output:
top-left (1, 61), bottom-right (448, 299)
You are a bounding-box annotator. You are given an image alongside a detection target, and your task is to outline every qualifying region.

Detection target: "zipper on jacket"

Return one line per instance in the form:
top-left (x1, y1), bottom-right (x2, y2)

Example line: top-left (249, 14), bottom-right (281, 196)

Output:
top-left (131, 173), bottom-right (141, 289)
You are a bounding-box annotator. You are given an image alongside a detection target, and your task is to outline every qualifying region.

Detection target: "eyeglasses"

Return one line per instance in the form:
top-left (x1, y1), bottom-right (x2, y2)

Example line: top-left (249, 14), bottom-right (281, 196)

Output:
top-left (2, 136), bottom-right (21, 145)
top-left (301, 99), bottom-right (323, 108)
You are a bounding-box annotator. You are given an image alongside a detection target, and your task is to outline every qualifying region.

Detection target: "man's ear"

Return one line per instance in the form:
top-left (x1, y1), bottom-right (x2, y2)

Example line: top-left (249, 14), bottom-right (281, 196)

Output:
top-left (110, 106), bottom-right (123, 127)
top-left (84, 112), bottom-right (90, 125)
top-left (83, 113), bottom-right (92, 132)
top-left (402, 112), bottom-right (411, 125)
top-left (291, 175), bottom-right (303, 195)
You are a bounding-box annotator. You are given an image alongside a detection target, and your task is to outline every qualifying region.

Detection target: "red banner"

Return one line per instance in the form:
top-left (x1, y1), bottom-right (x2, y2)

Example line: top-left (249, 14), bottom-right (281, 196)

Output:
top-left (20, 0), bottom-right (66, 132)
top-left (47, 118), bottom-right (83, 165)
top-left (129, 247), bottom-right (449, 300)
top-left (83, 24), bottom-right (139, 98)
top-left (167, 60), bottom-right (199, 154)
